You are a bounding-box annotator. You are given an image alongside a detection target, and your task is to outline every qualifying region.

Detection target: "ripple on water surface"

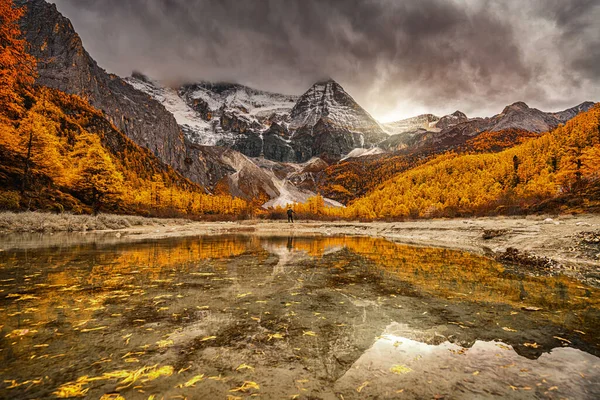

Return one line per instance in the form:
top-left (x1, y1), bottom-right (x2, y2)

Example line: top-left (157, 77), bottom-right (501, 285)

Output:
top-left (0, 234), bottom-right (598, 399)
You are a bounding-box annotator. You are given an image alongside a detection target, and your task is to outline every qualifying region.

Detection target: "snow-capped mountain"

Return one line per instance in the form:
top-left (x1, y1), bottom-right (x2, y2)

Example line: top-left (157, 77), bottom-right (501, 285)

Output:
top-left (289, 79), bottom-right (385, 136)
top-left (129, 74), bottom-right (388, 163)
top-left (285, 79), bottom-right (388, 162)
top-left (125, 73), bottom-right (298, 146)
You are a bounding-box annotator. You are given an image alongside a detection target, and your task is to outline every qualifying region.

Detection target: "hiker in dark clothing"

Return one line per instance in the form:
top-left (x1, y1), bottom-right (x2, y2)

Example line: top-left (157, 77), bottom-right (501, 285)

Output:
top-left (287, 207), bottom-right (296, 223)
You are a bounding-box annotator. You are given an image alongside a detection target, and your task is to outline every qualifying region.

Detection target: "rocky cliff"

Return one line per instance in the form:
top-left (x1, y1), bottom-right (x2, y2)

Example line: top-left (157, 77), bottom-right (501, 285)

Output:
top-left (16, 0), bottom-right (212, 184)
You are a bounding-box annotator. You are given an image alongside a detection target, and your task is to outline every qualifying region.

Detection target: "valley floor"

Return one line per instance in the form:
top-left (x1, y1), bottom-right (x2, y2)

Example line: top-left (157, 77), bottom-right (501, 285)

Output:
top-left (1, 212), bottom-right (599, 285)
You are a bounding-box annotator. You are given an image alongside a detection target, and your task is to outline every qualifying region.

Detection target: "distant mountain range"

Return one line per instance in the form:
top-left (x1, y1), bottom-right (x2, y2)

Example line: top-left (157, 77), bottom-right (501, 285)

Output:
top-left (15, 0), bottom-right (596, 208)
top-left (127, 71), bottom-right (594, 164)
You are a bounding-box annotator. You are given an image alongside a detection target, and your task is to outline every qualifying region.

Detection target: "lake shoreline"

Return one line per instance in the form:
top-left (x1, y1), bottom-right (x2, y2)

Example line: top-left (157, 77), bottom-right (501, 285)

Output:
top-left (1, 212), bottom-right (599, 285)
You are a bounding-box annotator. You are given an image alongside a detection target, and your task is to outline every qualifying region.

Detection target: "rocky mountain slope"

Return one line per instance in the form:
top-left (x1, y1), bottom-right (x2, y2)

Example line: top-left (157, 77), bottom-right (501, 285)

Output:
top-left (286, 79), bottom-right (388, 162)
top-left (129, 75), bottom-right (388, 163)
top-left (380, 101), bottom-right (595, 154)
top-left (17, 0), bottom-right (189, 174)
top-left (17, 0), bottom-right (341, 208)
top-left (383, 114), bottom-right (440, 135)
top-left (126, 73), bottom-right (298, 147)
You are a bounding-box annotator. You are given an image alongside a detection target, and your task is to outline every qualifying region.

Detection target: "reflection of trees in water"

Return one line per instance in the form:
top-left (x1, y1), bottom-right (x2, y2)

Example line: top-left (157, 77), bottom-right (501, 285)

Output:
top-left (3, 234), bottom-right (596, 313)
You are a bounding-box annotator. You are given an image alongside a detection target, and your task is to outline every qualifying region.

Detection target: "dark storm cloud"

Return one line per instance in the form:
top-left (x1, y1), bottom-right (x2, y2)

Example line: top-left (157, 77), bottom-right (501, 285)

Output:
top-left (51, 0), bottom-right (599, 120)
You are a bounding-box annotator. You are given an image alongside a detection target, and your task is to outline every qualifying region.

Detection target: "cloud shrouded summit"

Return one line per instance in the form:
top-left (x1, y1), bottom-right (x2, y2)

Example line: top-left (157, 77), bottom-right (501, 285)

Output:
top-left (51, 0), bottom-right (599, 121)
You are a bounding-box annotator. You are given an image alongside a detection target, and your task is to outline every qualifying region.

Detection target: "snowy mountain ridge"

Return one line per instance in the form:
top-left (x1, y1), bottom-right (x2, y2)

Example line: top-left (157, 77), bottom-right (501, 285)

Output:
top-left (289, 79), bottom-right (384, 135)
top-left (126, 73), bottom-right (298, 146)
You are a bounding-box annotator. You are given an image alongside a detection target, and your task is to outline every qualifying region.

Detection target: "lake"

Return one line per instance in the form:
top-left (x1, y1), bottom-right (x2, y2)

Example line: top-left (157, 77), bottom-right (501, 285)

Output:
top-left (0, 234), bottom-right (598, 399)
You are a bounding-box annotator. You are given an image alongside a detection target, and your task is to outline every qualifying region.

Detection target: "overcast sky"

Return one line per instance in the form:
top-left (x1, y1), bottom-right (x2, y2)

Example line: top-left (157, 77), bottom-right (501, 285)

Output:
top-left (51, 0), bottom-right (599, 122)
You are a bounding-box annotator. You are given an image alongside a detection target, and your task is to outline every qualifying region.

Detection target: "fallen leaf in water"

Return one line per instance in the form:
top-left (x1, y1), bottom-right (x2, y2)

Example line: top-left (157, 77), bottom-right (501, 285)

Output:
top-left (502, 327), bottom-right (517, 332)
top-left (472, 371), bottom-right (480, 376)
top-left (5, 378), bottom-right (43, 389)
top-left (33, 344), bottom-right (49, 348)
top-left (200, 336), bottom-right (217, 342)
top-left (268, 333), bottom-right (284, 340)
top-left (81, 326), bottom-right (108, 333)
top-left (119, 365), bottom-right (174, 388)
top-left (5, 329), bottom-right (37, 338)
top-left (356, 381), bottom-right (369, 393)
top-left (229, 381), bottom-right (260, 392)
top-left (236, 293), bottom-right (252, 298)
top-left (574, 330), bottom-right (586, 335)
top-left (390, 365), bottom-right (413, 374)
top-left (522, 306), bottom-right (542, 311)
top-left (99, 394), bottom-right (125, 400)
top-left (549, 386), bottom-right (558, 391)
top-left (523, 342), bottom-right (540, 348)
top-left (509, 385), bottom-right (518, 391)
top-left (121, 351), bottom-right (145, 359)
top-left (236, 364), bottom-right (254, 371)
top-left (156, 340), bottom-right (173, 348)
top-left (54, 381), bottom-right (89, 398)
top-left (396, 389), bottom-right (405, 393)
top-left (177, 374), bottom-right (204, 388)
top-left (122, 333), bottom-right (132, 345)
top-left (554, 336), bottom-right (571, 344)
top-left (303, 331), bottom-right (317, 337)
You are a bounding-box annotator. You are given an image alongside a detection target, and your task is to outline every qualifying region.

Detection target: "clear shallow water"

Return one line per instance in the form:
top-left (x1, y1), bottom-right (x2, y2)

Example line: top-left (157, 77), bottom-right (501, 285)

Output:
top-left (0, 234), bottom-right (598, 399)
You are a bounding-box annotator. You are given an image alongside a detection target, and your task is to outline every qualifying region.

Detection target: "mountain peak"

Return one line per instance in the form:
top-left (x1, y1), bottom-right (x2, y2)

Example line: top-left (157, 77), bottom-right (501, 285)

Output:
top-left (502, 101), bottom-right (530, 114)
top-left (313, 77), bottom-right (338, 86)
top-left (289, 79), bottom-right (380, 133)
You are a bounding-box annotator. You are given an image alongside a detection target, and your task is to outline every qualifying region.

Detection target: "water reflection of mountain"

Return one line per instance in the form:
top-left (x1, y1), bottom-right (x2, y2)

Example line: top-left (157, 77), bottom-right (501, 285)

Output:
top-left (333, 322), bottom-right (600, 399)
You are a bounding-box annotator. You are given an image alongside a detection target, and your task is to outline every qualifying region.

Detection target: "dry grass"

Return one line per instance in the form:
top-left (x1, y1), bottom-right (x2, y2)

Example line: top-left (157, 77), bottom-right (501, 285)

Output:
top-left (0, 211), bottom-right (192, 233)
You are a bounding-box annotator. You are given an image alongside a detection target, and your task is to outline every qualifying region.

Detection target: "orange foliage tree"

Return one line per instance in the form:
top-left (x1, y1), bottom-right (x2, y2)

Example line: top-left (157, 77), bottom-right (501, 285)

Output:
top-left (71, 133), bottom-right (124, 214)
top-left (0, 0), bottom-right (36, 122)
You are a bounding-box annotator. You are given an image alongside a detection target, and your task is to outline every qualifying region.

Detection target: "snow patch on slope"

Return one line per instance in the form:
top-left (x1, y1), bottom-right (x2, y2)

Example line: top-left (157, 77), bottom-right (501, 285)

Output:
top-left (341, 147), bottom-right (385, 160)
top-left (125, 76), bottom-right (225, 145)
top-left (127, 75), bottom-right (299, 146)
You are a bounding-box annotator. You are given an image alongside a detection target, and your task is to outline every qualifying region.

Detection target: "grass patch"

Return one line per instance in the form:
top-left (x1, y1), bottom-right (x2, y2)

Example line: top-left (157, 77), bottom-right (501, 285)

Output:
top-left (0, 211), bottom-right (192, 233)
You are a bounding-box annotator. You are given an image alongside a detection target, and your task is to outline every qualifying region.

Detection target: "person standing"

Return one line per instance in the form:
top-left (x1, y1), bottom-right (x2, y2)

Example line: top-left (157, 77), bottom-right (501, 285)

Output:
top-left (287, 207), bottom-right (296, 223)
